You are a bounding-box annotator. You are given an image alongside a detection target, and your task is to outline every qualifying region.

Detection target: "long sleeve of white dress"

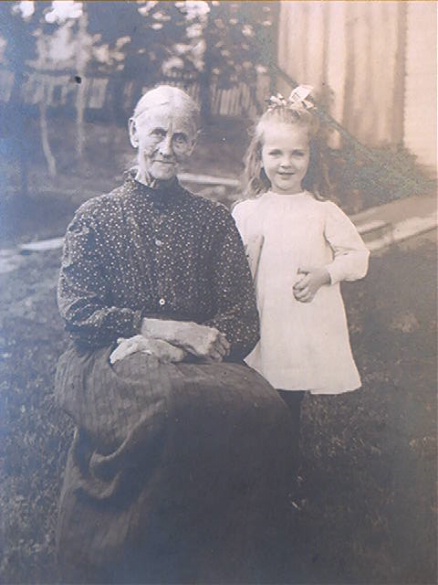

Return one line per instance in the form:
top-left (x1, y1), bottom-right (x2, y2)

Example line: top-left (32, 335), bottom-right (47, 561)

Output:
top-left (323, 202), bottom-right (369, 285)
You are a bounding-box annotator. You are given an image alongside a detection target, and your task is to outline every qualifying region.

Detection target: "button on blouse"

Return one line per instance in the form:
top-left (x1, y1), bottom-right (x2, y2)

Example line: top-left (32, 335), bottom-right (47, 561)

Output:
top-left (58, 174), bottom-right (259, 361)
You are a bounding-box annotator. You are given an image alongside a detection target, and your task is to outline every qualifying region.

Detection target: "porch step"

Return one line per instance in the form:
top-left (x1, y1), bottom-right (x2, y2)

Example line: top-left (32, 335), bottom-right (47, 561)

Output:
top-left (355, 213), bottom-right (437, 252)
top-left (356, 219), bottom-right (392, 243)
top-left (179, 172), bottom-right (240, 188)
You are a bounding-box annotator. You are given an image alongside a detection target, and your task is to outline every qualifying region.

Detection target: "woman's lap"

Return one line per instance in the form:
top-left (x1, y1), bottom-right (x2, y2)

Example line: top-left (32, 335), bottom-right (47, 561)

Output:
top-left (55, 346), bottom-right (295, 583)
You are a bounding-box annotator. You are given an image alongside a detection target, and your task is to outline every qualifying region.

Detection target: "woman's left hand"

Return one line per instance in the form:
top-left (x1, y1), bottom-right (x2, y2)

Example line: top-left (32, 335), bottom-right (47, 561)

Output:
top-left (293, 266), bottom-right (330, 303)
top-left (140, 318), bottom-right (230, 363)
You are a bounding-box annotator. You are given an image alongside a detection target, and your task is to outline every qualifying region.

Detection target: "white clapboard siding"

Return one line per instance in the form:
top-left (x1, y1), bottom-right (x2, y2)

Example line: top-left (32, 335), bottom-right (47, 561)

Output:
top-left (404, 2), bottom-right (437, 173)
top-left (277, 1), bottom-right (412, 152)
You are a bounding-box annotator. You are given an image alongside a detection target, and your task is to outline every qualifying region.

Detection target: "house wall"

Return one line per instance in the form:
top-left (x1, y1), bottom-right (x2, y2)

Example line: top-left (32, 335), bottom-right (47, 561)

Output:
top-left (404, 1), bottom-right (437, 173)
top-left (277, 1), bottom-right (436, 174)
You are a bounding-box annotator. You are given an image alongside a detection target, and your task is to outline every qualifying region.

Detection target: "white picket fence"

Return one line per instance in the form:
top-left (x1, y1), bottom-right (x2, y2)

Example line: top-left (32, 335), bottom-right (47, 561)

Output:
top-left (0, 67), bottom-right (271, 119)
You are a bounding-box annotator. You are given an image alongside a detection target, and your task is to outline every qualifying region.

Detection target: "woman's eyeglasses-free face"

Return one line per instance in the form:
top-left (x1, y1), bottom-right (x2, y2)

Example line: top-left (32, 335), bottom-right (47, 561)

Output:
top-left (129, 106), bottom-right (197, 181)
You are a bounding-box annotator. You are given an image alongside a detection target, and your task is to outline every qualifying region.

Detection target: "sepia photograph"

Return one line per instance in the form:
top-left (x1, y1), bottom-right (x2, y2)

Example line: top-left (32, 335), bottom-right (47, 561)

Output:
top-left (0, 1), bottom-right (436, 583)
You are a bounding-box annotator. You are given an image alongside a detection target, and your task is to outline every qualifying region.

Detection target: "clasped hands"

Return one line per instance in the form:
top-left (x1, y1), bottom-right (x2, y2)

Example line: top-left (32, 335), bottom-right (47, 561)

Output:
top-left (109, 267), bottom-right (330, 364)
top-left (110, 318), bottom-right (230, 365)
top-left (293, 266), bottom-right (330, 303)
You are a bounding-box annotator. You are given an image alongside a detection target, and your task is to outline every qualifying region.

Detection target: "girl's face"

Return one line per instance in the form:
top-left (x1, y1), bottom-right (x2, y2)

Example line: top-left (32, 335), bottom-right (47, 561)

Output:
top-left (261, 122), bottom-right (310, 195)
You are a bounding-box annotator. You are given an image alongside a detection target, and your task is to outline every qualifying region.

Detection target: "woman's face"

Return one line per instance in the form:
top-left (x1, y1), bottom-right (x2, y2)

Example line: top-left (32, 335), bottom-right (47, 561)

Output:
top-left (129, 105), bottom-right (196, 183)
top-left (261, 122), bottom-right (310, 195)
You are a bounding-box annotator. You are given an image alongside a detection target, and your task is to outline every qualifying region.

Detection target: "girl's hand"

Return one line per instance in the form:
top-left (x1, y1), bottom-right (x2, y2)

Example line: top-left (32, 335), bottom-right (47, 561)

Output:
top-left (293, 266), bottom-right (330, 303)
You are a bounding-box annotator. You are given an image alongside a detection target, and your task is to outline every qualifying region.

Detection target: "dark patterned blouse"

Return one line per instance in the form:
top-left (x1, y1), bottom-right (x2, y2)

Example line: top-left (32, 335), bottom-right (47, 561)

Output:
top-left (58, 173), bottom-right (259, 361)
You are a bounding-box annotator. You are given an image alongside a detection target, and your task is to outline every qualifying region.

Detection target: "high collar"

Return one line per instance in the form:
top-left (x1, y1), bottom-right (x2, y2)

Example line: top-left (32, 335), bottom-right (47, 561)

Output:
top-left (124, 169), bottom-right (185, 209)
top-left (264, 189), bottom-right (309, 198)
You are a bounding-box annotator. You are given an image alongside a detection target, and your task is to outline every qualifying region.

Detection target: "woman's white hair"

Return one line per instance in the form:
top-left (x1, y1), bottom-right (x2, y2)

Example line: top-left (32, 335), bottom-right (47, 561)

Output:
top-left (133, 85), bottom-right (200, 131)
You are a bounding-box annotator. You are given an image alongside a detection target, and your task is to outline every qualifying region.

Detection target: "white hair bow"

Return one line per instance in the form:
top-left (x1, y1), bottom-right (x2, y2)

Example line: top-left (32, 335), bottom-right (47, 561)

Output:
top-left (267, 85), bottom-right (314, 111)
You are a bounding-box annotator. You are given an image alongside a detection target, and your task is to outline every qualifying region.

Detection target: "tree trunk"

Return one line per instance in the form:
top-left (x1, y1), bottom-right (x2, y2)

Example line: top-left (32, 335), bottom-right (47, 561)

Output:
top-left (75, 10), bottom-right (89, 163)
top-left (39, 98), bottom-right (57, 178)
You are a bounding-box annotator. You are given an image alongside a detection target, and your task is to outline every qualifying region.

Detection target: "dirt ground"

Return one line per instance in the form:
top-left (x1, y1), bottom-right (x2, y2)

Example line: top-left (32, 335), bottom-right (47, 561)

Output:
top-left (0, 121), bottom-right (436, 584)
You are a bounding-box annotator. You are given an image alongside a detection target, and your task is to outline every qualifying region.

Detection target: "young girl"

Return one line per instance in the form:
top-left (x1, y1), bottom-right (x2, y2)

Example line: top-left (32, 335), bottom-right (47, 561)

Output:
top-left (232, 87), bottom-right (369, 466)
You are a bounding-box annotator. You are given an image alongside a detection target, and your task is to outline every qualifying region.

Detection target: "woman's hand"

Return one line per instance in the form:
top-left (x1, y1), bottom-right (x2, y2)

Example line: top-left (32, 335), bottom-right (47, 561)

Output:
top-left (141, 318), bottom-right (230, 362)
top-left (293, 266), bottom-right (330, 303)
top-left (110, 335), bottom-right (187, 364)
top-left (175, 323), bottom-right (230, 362)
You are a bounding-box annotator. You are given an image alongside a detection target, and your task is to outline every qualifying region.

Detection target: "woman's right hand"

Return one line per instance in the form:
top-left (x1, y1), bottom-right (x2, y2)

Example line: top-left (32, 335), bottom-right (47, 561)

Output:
top-left (110, 335), bottom-right (187, 364)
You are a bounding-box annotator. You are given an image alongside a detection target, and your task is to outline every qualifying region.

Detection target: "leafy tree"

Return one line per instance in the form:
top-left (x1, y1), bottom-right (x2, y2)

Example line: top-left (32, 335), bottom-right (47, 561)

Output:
top-left (0, 0), bottom-right (277, 190)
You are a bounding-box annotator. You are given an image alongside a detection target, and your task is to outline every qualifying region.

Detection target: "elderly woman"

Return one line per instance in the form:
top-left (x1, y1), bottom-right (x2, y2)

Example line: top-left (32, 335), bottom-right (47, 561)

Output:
top-left (55, 85), bottom-right (293, 584)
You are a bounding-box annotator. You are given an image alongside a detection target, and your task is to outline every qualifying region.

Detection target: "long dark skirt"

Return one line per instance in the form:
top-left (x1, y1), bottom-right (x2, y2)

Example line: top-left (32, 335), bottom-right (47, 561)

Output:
top-left (55, 345), bottom-right (295, 584)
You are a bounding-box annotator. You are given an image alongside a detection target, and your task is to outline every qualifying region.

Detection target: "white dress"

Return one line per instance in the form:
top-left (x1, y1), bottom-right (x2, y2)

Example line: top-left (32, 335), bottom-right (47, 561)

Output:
top-left (232, 191), bottom-right (370, 395)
